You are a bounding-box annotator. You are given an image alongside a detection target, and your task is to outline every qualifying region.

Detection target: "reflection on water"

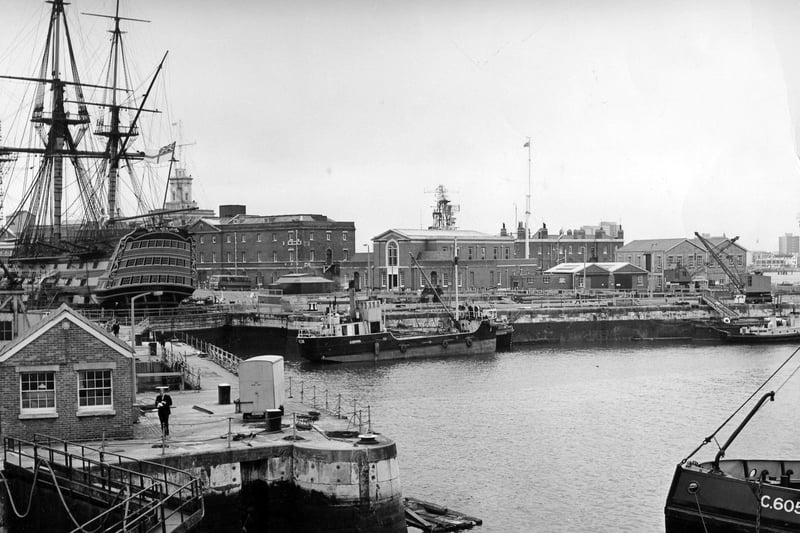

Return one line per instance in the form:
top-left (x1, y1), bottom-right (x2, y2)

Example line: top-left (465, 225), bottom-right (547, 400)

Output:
top-left (282, 342), bottom-right (800, 532)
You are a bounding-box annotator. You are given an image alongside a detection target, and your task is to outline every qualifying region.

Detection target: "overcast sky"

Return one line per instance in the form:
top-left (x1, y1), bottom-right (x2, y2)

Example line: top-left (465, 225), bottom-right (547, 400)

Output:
top-left (2, 0), bottom-right (800, 252)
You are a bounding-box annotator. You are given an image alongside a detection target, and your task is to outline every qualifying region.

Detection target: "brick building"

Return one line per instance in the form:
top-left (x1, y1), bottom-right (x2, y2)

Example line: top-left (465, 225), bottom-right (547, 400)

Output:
top-left (615, 236), bottom-right (746, 292)
top-left (518, 221), bottom-right (626, 269)
top-left (188, 207), bottom-right (356, 288)
top-left (0, 305), bottom-right (135, 442)
top-left (364, 228), bottom-right (515, 292)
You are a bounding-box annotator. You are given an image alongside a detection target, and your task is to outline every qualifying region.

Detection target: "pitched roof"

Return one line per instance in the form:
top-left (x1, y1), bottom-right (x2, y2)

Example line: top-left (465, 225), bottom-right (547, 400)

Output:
top-left (373, 228), bottom-right (512, 242)
top-left (0, 304), bottom-right (132, 363)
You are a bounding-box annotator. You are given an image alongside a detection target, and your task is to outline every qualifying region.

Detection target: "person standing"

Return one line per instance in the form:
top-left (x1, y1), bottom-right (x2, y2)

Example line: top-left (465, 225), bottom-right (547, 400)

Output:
top-left (155, 386), bottom-right (173, 438)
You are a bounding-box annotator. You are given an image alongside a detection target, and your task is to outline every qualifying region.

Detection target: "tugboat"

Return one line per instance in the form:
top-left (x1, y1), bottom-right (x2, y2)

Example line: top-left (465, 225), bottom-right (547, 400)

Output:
top-left (719, 314), bottom-right (800, 343)
top-left (664, 347), bottom-right (800, 532)
top-left (296, 289), bottom-right (497, 363)
top-left (0, 0), bottom-right (196, 307)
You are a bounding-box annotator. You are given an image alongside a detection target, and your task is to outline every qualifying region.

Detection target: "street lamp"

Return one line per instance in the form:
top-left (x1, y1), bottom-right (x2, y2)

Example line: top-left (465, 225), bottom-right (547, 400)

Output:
top-left (130, 291), bottom-right (163, 394)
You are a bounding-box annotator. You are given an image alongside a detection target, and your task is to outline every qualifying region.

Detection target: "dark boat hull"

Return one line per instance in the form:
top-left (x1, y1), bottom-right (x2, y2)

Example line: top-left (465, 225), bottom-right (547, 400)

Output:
top-left (665, 461), bottom-right (800, 533)
top-left (297, 321), bottom-right (497, 363)
top-left (94, 226), bottom-right (196, 307)
top-left (722, 333), bottom-right (800, 343)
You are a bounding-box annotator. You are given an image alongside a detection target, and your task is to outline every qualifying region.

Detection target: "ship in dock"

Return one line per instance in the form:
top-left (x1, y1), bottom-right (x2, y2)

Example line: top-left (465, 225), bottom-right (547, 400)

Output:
top-left (0, 0), bottom-right (196, 308)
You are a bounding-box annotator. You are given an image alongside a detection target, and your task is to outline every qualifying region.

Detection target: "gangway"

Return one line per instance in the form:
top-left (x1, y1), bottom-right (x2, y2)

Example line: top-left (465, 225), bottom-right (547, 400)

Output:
top-left (700, 291), bottom-right (739, 320)
top-left (3, 434), bottom-right (204, 533)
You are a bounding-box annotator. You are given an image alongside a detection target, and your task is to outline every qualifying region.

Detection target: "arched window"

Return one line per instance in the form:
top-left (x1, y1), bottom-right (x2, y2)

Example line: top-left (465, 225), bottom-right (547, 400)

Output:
top-left (387, 241), bottom-right (398, 266)
top-left (430, 271), bottom-right (438, 286)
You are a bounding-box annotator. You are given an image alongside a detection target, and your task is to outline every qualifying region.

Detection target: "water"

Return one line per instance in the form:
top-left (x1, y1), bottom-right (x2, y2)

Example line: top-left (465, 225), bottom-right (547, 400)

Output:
top-left (279, 342), bottom-right (800, 532)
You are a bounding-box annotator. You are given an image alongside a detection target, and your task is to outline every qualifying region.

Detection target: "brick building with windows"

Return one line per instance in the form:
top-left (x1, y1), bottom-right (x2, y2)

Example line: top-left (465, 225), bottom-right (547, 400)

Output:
top-left (188, 206), bottom-right (356, 288)
top-left (615, 236), bottom-right (747, 292)
top-left (0, 304), bottom-right (135, 442)
top-left (363, 228), bottom-right (516, 292)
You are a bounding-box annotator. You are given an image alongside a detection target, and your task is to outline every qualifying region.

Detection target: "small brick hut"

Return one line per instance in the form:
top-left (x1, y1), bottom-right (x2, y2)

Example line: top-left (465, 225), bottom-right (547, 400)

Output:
top-left (0, 304), bottom-right (136, 442)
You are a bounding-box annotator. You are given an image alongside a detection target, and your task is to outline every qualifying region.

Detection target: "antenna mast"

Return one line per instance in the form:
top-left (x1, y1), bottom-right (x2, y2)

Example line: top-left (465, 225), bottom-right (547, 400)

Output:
top-left (524, 138), bottom-right (531, 259)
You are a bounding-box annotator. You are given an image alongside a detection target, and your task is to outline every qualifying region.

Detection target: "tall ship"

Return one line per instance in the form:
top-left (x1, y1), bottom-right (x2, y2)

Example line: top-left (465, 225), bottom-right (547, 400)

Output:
top-left (0, 0), bottom-right (196, 307)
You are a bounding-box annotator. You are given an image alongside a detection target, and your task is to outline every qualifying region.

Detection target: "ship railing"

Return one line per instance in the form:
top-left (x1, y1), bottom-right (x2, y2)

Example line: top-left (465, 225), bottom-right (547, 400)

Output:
top-left (4, 434), bottom-right (204, 533)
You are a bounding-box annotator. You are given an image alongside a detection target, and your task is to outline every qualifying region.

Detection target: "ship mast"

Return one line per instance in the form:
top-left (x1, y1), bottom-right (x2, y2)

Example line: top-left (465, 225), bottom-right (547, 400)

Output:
top-left (90, 0), bottom-right (151, 220)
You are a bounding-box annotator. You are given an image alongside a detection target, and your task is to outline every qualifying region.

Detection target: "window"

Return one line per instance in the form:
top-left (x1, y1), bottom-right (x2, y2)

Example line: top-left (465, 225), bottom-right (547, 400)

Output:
top-left (241, 234), bottom-right (246, 243)
top-left (78, 370), bottom-right (112, 409)
top-left (288, 231), bottom-right (293, 241)
top-left (387, 241), bottom-right (398, 266)
top-left (21, 371), bottom-right (56, 414)
top-left (543, 275), bottom-right (550, 284)
top-left (211, 252), bottom-right (217, 263)
top-left (257, 233), bottom-right (262, 242)
top-left (241, 252), bottom-right (246, 263)
top-left (199, 253), bottom-right (205, 264)
top-left (226, 252), bottom-right (232, 263)
top-left (468, 247), bottom-right (474, 260)
top-left (443, 272), bottom-right (450, 287)
top-left (310, 231), bottom-right (314, 241)
top-left (309, 250), bottom-right (315, 261)
top-left (326, 231), bottom-right (331, 241)
top-left (289, 250), bottom-right (295, 263)
top-left (272, 233), bottom-right (277, 242)
top-left (504, 248), bottom-right (509, 260)
top-left (273, 251), bottom-right (278, 263)
top-left (481, 247), bottom-right (486, 260)
top-left (343, 249), bottom-right (349, 261)
top-left (257, 251), bottom-right (262, 262)
top-left (226, 235), bottom-right (231, 244)
top-left (343, 231), bottom-right (348, 242)
top-left (211, 236), bottom-right (217, 244)
top-left (493, 247), bottom-right (498, 260)
top-left (199, 236), bottom-right (204, 244)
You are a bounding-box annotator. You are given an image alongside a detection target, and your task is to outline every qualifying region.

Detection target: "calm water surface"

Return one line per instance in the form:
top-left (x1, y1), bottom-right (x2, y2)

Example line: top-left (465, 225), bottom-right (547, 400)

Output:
top-left (281, 342), bottom-right (800, 532)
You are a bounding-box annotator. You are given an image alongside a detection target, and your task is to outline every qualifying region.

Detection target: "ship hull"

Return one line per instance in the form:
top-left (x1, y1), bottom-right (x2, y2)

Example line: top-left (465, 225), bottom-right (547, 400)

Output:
top-left (297, 321), bottom-right (497, 363)
top-left (93, 226), bottom-right (196, 307)
top-left (665, 461), bottom-right (800, 533)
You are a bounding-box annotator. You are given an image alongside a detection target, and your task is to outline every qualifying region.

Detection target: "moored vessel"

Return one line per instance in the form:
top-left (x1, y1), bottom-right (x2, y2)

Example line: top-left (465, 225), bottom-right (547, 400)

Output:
top-left (297, 289), bottom-right (497, 363)
top-left (0, 0), bottom-right (197, 307)
top-left (719, 314), bottom-right (800, 343)
top-left (665, 346), bottom-right (800, 532)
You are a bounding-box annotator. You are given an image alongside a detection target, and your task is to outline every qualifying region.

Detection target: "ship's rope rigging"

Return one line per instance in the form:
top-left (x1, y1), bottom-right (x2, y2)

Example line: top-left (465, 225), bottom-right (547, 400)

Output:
top-left (681, 345), bottom-right (800, 464)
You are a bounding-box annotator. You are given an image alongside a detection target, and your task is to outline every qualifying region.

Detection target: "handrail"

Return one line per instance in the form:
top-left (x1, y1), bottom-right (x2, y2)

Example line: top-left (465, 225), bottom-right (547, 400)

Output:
top-left (712, 391), bottom-right (775, 470)
top-left (4, 434), bottom-right (204, 532)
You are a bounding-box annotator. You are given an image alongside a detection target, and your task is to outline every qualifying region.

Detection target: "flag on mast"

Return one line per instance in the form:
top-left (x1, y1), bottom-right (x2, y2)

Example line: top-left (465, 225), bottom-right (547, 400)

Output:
top-left (144, 141), bottom-right (176, 162)
top-left (523, 140), bottom-right (530, 147)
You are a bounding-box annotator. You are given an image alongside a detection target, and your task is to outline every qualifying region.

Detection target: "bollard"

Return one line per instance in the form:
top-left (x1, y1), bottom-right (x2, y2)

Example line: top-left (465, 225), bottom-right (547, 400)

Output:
top-left (288, 376), bottom-right (293, 398)
top-left (227, 418), bottom-right (232, 449)
top-left (338, 394), bottom-right (342, 419)
top-left (300, 382), bottom-right (304, 403)
top-left (325, 389), bottom-right (329, 411)
top-left (313, 385), bottom-right (317, 409)
top-left (368, 405), bottom-right (372, 433)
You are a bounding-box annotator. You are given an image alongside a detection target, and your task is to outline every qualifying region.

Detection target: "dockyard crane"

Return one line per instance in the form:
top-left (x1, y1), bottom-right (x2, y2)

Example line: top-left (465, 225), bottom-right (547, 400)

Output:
top-left (694, 232), bottom-right (771, 303)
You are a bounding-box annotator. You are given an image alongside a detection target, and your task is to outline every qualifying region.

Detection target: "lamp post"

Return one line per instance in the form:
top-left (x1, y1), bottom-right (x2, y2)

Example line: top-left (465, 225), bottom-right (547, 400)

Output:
top-left (130, 291), bottom-right (163, 394)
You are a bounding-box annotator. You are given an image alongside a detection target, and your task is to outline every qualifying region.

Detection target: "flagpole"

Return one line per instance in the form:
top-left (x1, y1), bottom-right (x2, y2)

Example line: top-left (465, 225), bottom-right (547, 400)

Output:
top-left (524, 137), bottom-right (531, 260)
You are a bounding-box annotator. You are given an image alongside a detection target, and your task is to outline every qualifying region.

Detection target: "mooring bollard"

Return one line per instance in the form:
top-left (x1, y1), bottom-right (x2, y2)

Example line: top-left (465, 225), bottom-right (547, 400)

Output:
top-left (288, 376), bottom-right (293, 398)
top-left (313, 385), bottom-right (317, 409)
top-left (300, 382), bottom-right (304, 403)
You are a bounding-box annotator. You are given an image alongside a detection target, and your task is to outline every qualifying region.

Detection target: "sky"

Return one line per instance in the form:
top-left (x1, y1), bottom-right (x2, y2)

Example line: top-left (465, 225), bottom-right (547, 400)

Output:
top-left (2, 0), bottom-right (800, 252)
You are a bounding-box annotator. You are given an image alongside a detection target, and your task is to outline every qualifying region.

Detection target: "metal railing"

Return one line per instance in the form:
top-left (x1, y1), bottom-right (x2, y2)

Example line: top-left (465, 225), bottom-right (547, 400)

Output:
top-left (4, 434), bottom-right (204, 533)
top-left (176, 332), bottom-right (241, 374)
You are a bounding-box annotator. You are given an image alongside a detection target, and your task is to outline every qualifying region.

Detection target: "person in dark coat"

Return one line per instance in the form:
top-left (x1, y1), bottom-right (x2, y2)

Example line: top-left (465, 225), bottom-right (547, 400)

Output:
top-left (111, 320), bottom-right (120, 337)
top-left (155, 387), bottom-right (173, 437)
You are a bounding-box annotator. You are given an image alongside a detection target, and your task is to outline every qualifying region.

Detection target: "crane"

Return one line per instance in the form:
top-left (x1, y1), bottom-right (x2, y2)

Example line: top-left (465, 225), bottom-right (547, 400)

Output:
top-left (694, 232), bottom-right (771, 303)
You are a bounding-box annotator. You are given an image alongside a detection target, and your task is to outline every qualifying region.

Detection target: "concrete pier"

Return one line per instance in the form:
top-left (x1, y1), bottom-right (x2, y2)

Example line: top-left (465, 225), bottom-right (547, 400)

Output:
top-left (4, 343), bottom-right (406, 533)
top-left (131, 343), bottom-right (405, 532)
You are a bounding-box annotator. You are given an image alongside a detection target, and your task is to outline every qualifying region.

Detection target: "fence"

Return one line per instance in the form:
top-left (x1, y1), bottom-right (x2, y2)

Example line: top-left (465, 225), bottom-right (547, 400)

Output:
top-left (174, 332), bottom-right (375, 433)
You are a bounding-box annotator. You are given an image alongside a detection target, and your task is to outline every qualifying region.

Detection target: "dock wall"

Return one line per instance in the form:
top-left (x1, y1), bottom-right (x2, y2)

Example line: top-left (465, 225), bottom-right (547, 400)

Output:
top-left (135, 437), bottom-right (405, 533)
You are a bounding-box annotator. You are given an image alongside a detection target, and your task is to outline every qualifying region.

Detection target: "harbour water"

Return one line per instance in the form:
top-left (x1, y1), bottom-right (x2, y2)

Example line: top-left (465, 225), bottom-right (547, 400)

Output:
top-left (276, 341), bottom-right (800, 532)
